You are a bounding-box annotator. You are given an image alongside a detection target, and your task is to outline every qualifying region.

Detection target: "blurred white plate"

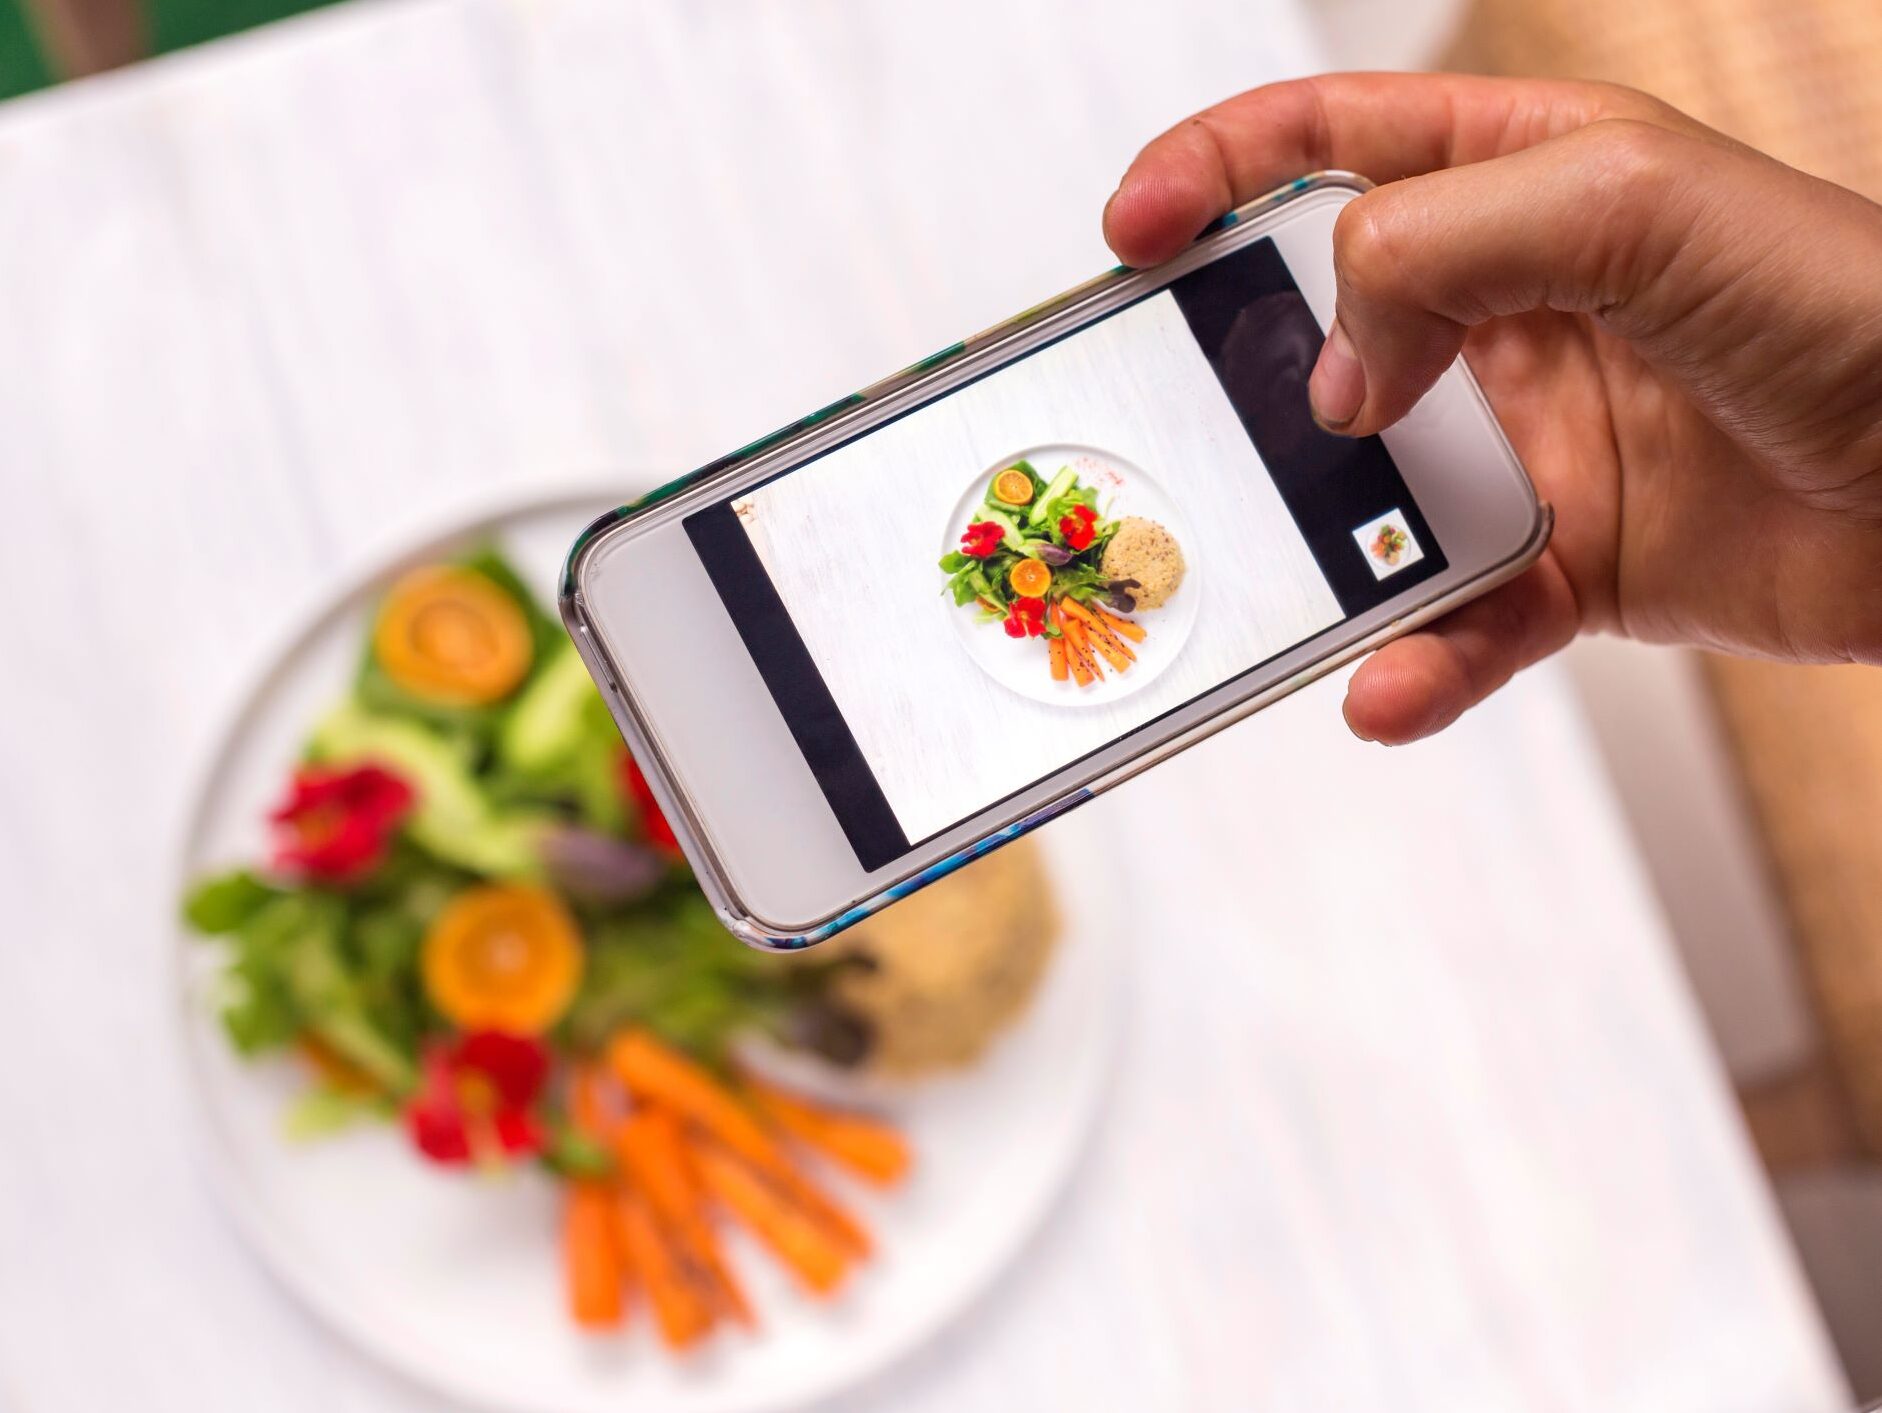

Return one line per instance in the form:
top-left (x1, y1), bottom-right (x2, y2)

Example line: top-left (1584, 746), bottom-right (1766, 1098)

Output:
top-left (941, 444), bottom-right (1201, 706)
top-left (172, 485), bottom-right (1125, 1413)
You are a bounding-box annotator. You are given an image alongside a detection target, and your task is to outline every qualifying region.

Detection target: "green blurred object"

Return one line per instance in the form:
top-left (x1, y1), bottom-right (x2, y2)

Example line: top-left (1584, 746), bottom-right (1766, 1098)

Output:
top-left (148, 0), bottom-right (339, 58)
top-left (1, 0), bottom-right (54, 99)
top-left (0, 0), bottom-right (344, 102)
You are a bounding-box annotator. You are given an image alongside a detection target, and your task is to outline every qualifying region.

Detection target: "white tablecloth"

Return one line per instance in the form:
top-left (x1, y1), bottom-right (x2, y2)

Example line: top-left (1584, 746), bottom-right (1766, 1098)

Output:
top-left (0, 2), bottom-right (1847, 1408)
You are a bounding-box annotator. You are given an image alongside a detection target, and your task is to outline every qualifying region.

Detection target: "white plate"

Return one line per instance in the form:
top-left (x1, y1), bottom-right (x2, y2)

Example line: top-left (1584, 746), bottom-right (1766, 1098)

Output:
top-left (172, 484), bottom-right (1125, 1413)
top-left (941, 444), bottom-right (1201, 706)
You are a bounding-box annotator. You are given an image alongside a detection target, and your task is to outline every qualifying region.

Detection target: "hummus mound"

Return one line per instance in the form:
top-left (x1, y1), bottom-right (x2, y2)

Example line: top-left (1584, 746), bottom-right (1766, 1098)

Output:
top-left (811, 841), bottom-right (1058, 1077)
top-left (1100, 516), bottom-right (1185, 611)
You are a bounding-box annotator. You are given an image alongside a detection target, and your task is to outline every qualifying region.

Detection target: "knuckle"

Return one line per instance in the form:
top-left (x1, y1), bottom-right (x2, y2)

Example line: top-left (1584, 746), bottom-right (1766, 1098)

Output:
top-left (1578, 80), bottom-right (1679, 126)
top-left (1267, 76), bottom-right (1330, 153)
top-left (1566, 118), bottom-right (1694, 307)
top-left (1574, 117), bottom-right (1685, 193)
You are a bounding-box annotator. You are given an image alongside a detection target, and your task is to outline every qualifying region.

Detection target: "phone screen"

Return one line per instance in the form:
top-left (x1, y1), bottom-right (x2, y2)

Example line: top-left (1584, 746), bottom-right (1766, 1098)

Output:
top-left (684, 237), bottom-right (1445, 870)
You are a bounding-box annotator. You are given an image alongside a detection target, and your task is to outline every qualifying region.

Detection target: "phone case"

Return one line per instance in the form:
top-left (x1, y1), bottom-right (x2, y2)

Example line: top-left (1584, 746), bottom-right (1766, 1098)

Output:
top-left (562, 173), bottom-right (1552, 949)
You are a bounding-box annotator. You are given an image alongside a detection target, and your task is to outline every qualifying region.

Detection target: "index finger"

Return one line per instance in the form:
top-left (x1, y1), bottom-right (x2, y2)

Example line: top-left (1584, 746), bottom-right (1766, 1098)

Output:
top-left (1103, 72), bottom-right (1685, 266)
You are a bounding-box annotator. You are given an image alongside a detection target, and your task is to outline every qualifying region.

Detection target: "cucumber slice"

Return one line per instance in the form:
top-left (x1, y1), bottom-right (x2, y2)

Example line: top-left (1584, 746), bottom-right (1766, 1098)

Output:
top-left (1030, 466), bottom-right (1076, 525)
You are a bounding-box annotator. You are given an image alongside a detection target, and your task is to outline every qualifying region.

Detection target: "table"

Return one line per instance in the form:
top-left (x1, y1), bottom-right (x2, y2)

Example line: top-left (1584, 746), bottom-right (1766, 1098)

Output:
top-left (0, 2), bottom-right (1849, 1409)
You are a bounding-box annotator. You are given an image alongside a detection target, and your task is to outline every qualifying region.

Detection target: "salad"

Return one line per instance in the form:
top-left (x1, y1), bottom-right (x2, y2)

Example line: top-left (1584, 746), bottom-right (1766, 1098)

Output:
top-left (1370, 522), bottom-right (1409, 566)
top-left (938, 460), bottom-right (1151, 687)
top-left (182, 546), bottom-right (911, 1348)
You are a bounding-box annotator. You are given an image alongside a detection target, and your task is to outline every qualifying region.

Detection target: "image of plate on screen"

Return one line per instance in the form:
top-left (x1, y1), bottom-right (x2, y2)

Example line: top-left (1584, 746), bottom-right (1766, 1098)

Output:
top-left (938, 444), bottom-right (1200, 707)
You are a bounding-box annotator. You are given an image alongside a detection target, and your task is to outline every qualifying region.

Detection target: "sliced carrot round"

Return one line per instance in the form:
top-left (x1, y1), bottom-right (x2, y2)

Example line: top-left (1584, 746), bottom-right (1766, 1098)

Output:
top-left (991, 468), bottom-right (1034, 506)
top-left (422, 883), bottom-right (583, 1033)
top-left (1008, 558), bottom-right (1052, 598)
top-left (374, 566), bottom-right (533, 706)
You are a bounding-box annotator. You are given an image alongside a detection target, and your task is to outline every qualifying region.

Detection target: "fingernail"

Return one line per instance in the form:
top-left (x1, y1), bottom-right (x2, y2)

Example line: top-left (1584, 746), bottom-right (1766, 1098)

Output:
top-left (1309, 319), bottom-right (1364, 431)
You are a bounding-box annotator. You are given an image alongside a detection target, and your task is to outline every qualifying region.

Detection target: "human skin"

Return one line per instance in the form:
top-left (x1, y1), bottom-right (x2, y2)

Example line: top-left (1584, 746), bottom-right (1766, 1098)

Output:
top-left (1103, 73), bottom-right (1882, 744)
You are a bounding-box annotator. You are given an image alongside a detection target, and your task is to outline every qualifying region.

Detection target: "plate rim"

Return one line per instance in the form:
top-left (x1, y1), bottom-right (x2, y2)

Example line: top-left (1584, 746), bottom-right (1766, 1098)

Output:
top-left (167, 480), bottom-right (1126, 1413)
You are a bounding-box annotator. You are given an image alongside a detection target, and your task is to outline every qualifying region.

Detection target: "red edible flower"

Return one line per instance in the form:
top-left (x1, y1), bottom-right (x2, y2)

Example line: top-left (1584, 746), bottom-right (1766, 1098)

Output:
top-left (405, 1029), bottom-right (550, 1165)
top-left (269, 762), bottom-right (414, 884)
top-left (1059, 504), bottom-right (1099, 552)
top-left (619, 751), bottom-right (682, 858)
top-left (1004, 596), bottom-right (1047, 639)
top-left (960, 521), bottom-right (1004, 559)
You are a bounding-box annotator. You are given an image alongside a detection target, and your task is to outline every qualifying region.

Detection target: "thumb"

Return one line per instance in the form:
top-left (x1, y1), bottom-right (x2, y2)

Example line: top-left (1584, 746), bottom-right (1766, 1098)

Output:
top-left (1307, 118), bottom-right (1730, 436)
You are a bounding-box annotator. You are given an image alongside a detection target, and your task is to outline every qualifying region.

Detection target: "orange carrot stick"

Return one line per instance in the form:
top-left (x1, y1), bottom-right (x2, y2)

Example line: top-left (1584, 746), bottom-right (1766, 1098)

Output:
top-left (608, 1030), bottom-right (870, 1271)
top-left (1086, 626), bottom-right (1135, 674)
top-left (1096, 618), bottom-right (1137, 662)
top-left (745, 1078), bottom-right (913, 1187)
top-left (1093, 603), bottom-right (1146, 643)
top-left (617, 1110), bottom-right (755, 1328)
top-left (616, 1110), bottom-right (699, 1218)
top-left (1053, 605), bottom-right (1099, 669)
top-left (1054, 604), bottom-right (1095, 686)
top-left (1061, 628), bottom-right (1093, 686)
top-left (1048, 635), bottom-right (1068, 683)
top-left (693, 1142), bottom-right (850, 1296)
top-left (775, 1158), bottom-right (873, 1259)
top-left (1063, 599), bottom-right (1135, 664)
top-left (564, 1182), bottom-right (626, 1330)
top-left (1064, 614), bottom-right (1103, 680)
top-left (614, 1188), bottom-right (714, 1349)
top-left (607, 1029), bottom-right (791, 1180)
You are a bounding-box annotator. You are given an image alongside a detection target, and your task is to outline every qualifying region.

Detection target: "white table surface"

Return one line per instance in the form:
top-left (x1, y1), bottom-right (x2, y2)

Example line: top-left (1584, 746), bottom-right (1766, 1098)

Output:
top-left (0, 2), bottom-right (1849, 1410)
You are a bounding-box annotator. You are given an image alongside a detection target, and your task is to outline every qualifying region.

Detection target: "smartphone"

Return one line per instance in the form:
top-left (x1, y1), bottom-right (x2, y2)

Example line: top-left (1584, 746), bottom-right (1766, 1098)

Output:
top-left (562, 173), bottom-right (1547, 949)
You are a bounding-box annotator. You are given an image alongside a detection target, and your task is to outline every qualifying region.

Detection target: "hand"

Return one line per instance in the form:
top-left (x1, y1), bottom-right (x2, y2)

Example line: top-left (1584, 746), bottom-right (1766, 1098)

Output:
top-left (1105, 74), bottom-right (1882, 744)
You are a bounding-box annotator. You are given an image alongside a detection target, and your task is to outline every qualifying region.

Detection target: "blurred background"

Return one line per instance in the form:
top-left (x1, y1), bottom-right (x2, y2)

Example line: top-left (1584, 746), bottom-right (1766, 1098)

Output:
top-left (3, 0), bottom-right (1880, 1407)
